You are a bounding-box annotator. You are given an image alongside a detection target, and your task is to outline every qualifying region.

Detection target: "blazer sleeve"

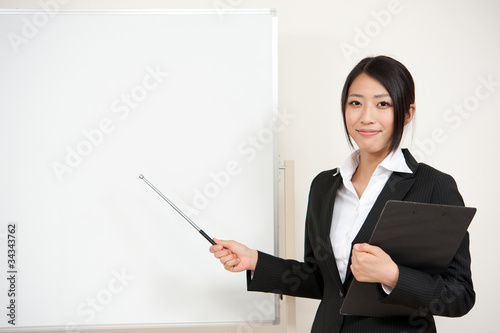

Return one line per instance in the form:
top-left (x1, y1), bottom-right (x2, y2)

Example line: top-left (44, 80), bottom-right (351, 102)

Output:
top-left (246, 174), bottom-right (325, 299)
top-left (380, 171), bottom-right (475, 317)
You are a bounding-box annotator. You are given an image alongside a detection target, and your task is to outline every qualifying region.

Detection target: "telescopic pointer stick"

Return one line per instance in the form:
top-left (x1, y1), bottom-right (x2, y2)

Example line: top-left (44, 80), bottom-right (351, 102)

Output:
top-left (139, 174), bottom-right (216, 245)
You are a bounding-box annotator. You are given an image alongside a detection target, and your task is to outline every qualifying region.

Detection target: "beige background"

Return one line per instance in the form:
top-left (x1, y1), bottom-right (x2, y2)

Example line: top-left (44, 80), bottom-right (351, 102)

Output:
top-left (1, 0), bottom-right (499, 332)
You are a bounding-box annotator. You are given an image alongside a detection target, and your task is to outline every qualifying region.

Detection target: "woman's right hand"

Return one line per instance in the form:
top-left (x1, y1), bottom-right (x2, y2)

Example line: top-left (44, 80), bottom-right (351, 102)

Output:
top-left (209, 238), bottom-right (258, 273)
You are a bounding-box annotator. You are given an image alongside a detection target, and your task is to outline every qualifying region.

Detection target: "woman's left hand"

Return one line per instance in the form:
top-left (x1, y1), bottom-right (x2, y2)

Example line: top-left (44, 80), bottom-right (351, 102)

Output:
top-left (351, 243), bottom-right (399, 288)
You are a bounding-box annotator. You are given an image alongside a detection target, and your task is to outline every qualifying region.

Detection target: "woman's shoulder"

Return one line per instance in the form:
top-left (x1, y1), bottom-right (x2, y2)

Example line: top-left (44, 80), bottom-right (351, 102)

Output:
top-left (311, 168), bottom-right (340, 183)
top-left (408, 159), bottom-right (464, 206)
top-left (413, 161), bottom-right (458, 185)
top-left (403, 149), bottom-right (457, 184)
top-left (307, 168), bottom-right (340, 193)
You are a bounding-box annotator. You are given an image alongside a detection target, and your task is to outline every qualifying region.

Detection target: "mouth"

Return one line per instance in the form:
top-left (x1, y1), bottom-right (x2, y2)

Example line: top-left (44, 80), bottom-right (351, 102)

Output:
top-left (357, 129), bottom-right (381, 137)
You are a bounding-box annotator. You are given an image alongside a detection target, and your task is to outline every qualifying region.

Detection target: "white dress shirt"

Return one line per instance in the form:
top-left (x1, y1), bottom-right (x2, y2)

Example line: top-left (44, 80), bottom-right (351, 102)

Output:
top-left (329, 148), bottom-right (413, 285)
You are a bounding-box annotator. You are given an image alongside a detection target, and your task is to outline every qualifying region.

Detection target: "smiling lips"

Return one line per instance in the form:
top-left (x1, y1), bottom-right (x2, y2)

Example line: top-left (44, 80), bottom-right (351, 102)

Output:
top-left (357, 129), bottom-right (381, 137)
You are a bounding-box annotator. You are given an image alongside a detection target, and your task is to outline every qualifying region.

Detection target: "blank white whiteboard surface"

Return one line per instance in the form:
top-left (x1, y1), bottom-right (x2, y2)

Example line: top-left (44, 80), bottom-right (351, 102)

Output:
top-left (0, 9), bottom-right (278, 330)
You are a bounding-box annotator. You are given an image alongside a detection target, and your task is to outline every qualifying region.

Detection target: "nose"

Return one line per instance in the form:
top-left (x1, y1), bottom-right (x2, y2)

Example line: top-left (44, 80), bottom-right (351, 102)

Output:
top-left (360, 104), bottom-right (375, 124)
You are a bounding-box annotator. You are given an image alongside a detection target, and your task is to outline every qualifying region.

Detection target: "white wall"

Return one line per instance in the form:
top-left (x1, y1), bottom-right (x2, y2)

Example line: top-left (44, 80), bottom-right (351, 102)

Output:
top-left (1, 0), bottom-right (498, 332)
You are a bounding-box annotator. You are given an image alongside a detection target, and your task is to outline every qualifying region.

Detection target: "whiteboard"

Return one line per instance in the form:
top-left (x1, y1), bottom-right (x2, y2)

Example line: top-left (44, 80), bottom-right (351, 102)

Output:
top-left (0, 9), bottom-right (278, 330)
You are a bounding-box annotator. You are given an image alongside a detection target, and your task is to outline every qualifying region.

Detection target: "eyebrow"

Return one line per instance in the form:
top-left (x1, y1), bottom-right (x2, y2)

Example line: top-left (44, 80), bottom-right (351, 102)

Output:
top-left (348, 93), bottom-right (391, 98)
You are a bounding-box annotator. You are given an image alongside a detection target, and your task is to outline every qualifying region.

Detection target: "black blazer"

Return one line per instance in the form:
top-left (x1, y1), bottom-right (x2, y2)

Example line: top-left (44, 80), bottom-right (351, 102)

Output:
top-left (247, 149), bottom-right (475, 333)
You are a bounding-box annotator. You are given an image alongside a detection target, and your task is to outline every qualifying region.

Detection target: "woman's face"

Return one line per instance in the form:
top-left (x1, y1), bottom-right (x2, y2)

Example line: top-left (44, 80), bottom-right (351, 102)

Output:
top-left (345, 73), bottom-right (394, 157)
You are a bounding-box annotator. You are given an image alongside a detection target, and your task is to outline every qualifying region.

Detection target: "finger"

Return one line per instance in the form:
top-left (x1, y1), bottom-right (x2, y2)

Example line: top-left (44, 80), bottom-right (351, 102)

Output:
top-left (229, 261), bottom-right (245, 273)
top-left (350, 264), bottom-right (362, 281)
top-left (220, 253), bottom-right (238, 265)
top-left (351, 249), bottom-right (368, 266)
top-left (209, 244), bottom-right (223, 253)
top-left (353, 243), bottom-right (365, 252)
top-left (353, 243), bottom-right (377, 254)
top-left (224, 258), bottom-right (241, 271)
top-left (214, 249), bottom-right (232, 259)
top-left (351, 252), bottom-right (362, 267)
top-left (214, 238), bottom-right (233, 248)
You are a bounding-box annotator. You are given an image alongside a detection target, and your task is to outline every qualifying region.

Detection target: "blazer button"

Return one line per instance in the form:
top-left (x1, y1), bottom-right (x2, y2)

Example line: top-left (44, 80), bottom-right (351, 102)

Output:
top-left (339, 290), bottom-right (344, 298)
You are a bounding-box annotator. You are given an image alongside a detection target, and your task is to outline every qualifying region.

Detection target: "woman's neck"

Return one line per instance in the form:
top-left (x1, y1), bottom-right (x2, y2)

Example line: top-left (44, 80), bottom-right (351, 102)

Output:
top-left (351, 148), bottom-right (391, 198)
top-left (356, 149), bottom-right (389, 177)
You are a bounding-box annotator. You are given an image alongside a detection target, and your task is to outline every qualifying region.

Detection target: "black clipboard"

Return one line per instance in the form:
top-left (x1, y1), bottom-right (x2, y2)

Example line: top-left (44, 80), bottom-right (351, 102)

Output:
top-left (340, 200), bottom-right (476, 317)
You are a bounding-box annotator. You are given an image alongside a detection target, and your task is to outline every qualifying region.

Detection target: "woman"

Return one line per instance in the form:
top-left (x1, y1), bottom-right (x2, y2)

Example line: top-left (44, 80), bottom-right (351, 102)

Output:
top-left (210, 56), bottom-right (475, 332)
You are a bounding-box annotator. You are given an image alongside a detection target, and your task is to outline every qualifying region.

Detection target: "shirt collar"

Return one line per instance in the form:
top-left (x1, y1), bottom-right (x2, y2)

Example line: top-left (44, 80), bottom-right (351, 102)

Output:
top-left (339, 150), bottom-right (360, 181)
top-left (339, 148), bottom-right (413, 181)
top-left (378, 148), bottom-right (413, 174)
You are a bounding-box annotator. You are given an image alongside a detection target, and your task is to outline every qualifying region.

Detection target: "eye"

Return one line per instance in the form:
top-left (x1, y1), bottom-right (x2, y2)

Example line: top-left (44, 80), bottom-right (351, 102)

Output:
top-left (377, 101), bottom-right (392, 107)
top-left (348, 100), bottom-right (361, 106)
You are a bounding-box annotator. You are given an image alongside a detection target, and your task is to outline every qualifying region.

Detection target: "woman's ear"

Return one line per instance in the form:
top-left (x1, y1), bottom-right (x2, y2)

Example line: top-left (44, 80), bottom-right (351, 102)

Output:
top-left (405, 104), bottom-right (416, 126)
